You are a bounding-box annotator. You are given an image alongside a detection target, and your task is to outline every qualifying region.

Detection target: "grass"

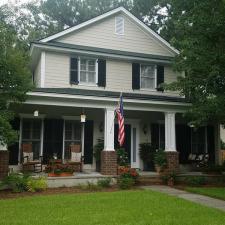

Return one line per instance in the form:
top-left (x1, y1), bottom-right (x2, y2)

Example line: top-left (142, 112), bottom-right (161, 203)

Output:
top-left (0, 190), bottom-right (225, 225)
top-left (186, 187), bottom-right (225, 201)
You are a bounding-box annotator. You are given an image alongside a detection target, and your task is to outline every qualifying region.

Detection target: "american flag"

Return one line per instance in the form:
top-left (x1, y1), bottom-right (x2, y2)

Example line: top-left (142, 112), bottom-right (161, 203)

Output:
top-left (116, 93), bottom-right (125, 146)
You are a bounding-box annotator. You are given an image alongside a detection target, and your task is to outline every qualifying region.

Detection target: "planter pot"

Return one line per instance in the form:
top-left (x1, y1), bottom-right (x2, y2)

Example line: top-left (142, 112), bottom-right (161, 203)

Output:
top-left (155, 165), bottom-right (162, 173)
top-left (48, 172), bottom-right (73, 177)
top-left (167, 178), bottom-right (174, 186)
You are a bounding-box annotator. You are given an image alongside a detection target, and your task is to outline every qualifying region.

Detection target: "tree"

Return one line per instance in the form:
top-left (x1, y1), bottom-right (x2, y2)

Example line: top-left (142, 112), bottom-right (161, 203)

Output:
top-left (160, 0), bottom-right (225, 127)
top-left (0, 21), bottom-right (32, 146)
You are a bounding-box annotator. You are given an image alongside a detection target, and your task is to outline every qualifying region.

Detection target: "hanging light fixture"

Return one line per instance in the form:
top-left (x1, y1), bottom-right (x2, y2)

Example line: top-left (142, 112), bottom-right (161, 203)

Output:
top-left (34, 110), bottom-right (39, 117)
top-left (80, 109), bottom-right (86, 123)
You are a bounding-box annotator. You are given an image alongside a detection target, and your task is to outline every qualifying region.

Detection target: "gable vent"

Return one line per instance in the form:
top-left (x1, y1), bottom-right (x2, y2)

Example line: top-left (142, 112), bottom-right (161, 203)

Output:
top-left (115, 16), bottom-right (124, 35)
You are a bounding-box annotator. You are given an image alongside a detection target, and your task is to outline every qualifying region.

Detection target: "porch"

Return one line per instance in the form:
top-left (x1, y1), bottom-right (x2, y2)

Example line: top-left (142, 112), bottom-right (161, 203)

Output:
top-left (8, 106), bottom-right (220, 174)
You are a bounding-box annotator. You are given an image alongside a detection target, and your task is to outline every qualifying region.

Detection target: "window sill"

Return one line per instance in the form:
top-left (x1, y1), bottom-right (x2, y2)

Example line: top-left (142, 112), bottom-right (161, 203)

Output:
top-left (78, 82), bottom-right (98, 87)
top-left (140, 88), bottom-right (157, 92)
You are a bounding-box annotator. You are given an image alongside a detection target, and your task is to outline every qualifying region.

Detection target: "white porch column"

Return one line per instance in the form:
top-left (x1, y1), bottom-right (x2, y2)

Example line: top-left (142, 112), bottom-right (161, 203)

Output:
top-left (165, 112), bottom-right (176, 152)
top-left (104, 108), bottom-right (115, 151)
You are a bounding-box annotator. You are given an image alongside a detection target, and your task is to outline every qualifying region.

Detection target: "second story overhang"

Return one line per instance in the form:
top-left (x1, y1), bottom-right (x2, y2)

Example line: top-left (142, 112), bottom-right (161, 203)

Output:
top-left (30, 41), bottom-right (175, 70)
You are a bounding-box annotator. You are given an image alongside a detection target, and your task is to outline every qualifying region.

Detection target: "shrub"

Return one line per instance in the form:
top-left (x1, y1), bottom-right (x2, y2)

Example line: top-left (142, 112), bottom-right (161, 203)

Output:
top-left (118, 177), bottom-right (135, 189)
top-left (79, 182), bottom-right (101, 191)
top-left (139, 143), bottom-right (156, 163)
top-left (116, 148), bottom-right (129, 166)
top-left (1, 173), bottom-right (30, 193)
top-left (185, 176), bottom-right (206, 186)
top-left (0, 173), bottom-right (47, 193)
top-left (97, 178), bottom-right (111, 188)
top-left (154, 149), bottom-right (167, 167)
top-left (26, 177), bottom-right (47, 192)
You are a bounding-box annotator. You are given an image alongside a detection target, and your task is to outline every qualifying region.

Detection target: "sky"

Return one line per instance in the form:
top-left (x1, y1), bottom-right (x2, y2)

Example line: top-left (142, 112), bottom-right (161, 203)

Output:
top-left (0, 0), bottom-right (31, 6)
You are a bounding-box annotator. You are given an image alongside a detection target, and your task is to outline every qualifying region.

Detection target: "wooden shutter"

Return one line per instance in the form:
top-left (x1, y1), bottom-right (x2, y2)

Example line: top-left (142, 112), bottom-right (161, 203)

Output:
top-left (70, 58), bottom-right (78, 84)
top-left (84, 120), bottom-right (94, 164)
top-left (132, 63), bottom-right (140, 90)
top-left (98, 59), bottom-right (106, 87)
top-left (151, 124), bottom-right (160, 149)
top-left (156, 65), bottom-right (164, 91)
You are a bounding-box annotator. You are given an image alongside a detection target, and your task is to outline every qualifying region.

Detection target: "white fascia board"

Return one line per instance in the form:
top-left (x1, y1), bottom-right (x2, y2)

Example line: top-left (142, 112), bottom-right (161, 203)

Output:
top-left (27, 91), bottom-right (190, 107)
top-left (31, 43), bottom-right (172, 64)
top-left (39, 7), bottom-right (179, 55)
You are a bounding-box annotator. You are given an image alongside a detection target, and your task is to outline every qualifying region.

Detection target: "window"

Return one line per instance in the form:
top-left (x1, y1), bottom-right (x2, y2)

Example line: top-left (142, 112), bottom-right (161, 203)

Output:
top-left (79, 58), bottom-right (97, 84)
top-left (140, 65), bottom-right (156, 89)
top-left (64, 120), bottom-right (81, 159)
top-left (22, 119), bottom-right (41, 160)
top-left (115, 16), bottom-right (124, 35)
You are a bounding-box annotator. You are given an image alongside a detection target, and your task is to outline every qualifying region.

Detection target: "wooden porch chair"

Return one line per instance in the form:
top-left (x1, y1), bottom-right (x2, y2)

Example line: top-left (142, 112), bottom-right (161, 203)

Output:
top-left (68, 144), bottom-right (83, 172)
top-left (21, 143), bottom-right (43, 173)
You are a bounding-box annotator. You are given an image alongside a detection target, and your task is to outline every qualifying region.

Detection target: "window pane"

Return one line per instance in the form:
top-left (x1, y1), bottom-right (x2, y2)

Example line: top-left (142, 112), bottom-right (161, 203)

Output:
top-left (88, 64), bottom-right (95, 72)
top-left (141, 77), bottom-right (155, 89)
top-left (65, 122), bottom-right (72, 140)
top-left (141, 65), bottom-right (155, 78)
top-left (87, 72), bottom-right (95, 83)
top-left (80, 59), bottom-right (86, 65)
top-left (80, 71), bottom-right (87, 82)
top-left (32, 120), bottom-right (41, 139)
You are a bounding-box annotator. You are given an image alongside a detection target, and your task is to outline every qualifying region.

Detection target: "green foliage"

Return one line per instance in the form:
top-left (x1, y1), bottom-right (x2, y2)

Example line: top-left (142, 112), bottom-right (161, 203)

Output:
top-left (0, 21), bottom-right (32, 145)
top-left (93, 138), bottom-right (104, 162)
top-left (154, 149), bottom-right (167, 167)
top-left (159, 0), bottom-right (225, 127)
top-left (139, 142), bottom-right (156, 163)
top-left (79, 182), bottom-right (101, 191)
top-left (203, 164), bottom-right (223, 174)
top-left (118, 177), bottom-right (135, 189)
top-left (221, 140), bottom-right (225, 149)
top-left (97, 178), bottom-right (111, 188)
top-left (1, 173), bottom-right (30, 193)
top-left (1, 173), bottom-right (47, 193)
top-left (116, 148), bottom-right (129, 166)
top-left (185, 176), bottom-right (206, 186)
top-left (26, 177), bottom-right (47, 192)
top-left (161, 171), bottom-right (177, 184)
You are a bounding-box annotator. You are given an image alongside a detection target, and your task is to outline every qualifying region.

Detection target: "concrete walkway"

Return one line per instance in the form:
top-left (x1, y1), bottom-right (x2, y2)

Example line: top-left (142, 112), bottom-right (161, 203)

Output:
top-left (142, 185), bottom-right (225, 212)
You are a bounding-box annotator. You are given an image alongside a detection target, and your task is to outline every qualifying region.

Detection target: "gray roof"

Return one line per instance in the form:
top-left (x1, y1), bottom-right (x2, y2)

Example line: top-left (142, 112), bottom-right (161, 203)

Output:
top-left (34, 88), bottom-right (187, 103)
top-left (32, 41), bottom-right (173, 62)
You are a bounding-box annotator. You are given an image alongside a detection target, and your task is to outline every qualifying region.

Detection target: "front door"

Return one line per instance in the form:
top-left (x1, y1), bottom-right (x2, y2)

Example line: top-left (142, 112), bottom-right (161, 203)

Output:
top-left (114, 121), bottom-right (139, 168)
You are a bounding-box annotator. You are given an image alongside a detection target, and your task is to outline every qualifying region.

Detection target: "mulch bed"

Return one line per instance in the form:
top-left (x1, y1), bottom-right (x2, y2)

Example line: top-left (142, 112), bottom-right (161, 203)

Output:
top-left (0, 186), bottom-right (121, 200)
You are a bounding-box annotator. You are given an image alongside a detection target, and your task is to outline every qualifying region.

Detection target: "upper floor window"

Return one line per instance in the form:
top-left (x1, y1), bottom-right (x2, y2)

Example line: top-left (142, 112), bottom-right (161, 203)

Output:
top-left (140, 64), bottom-right (156, 89)
top-left (115, 16), bottom-right (124, 35)
top-left (80, 58), bottom-right (97, 84)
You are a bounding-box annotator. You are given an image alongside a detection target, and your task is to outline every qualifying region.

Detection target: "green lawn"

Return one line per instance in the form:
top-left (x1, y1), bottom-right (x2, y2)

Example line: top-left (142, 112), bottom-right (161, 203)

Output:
top-left (0, 190), bottom-right (225, 225)
top-left (186, 187), bottom-right (225, 201)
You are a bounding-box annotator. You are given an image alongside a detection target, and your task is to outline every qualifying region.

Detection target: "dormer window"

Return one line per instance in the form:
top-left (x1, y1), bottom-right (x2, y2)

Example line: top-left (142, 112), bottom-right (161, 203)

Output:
top-left (115, 16), bottom-right (124, 35)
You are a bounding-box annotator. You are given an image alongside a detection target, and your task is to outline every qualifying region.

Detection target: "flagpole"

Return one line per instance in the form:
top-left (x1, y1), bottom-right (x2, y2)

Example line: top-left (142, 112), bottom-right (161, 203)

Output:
top-left (110, 92), bottom-right (122, 133)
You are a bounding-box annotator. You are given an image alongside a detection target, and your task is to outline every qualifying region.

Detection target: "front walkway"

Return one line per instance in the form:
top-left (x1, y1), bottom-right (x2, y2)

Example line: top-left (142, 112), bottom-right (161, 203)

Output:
top-left (142, 185), bottom-right (225, 212)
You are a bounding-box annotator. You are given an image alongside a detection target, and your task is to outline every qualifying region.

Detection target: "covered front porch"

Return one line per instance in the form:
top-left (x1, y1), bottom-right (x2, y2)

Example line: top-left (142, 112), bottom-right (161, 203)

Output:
top-left (8, 89), bottom-right (220, 174)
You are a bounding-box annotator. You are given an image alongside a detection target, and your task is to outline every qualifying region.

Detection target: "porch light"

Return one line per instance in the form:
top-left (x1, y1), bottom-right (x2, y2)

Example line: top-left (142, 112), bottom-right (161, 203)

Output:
top-left (34, 110), bottom-right (39, 117)
top-left (80, 113), bottom-right (86, 123)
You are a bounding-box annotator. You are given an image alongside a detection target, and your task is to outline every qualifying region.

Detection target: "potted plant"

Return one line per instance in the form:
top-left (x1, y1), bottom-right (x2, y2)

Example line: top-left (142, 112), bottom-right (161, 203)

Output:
top-left (93, 138), bottom-right (104, 172)
top-left (139, 143), bottom-right (156, 171)
top-left (154, 149), bottom-right (167, 173)
top-left (45, 164), bottom-right (74, 177)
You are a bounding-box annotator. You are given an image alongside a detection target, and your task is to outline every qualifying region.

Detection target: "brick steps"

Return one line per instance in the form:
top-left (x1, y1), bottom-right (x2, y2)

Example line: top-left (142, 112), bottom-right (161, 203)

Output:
top-left (137, 175), bottom-right (163, 185)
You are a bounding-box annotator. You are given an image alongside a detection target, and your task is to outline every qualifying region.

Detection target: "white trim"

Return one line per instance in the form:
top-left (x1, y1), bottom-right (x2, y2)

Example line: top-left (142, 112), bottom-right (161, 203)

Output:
top-left (40, 118), bottom-right (44, 156)
top-left (27, 92), bottom-right (189, 107)
top-left (40, 51), bottom-right (45, 88)
top-left (39, 7), bottom-right (178, 55)
top-left (96, 59), bottom-right (98, 85)
top-left (165, 112), bottom-right (176, 152)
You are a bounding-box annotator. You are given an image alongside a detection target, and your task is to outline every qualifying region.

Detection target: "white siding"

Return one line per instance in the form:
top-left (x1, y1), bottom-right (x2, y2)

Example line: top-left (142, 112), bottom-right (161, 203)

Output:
top-left (56, 14), bottom-right (175, 57)
top-left (44, 51), bottom-right (180, 96)
top-left (34, 57), bottom-right (41, 87)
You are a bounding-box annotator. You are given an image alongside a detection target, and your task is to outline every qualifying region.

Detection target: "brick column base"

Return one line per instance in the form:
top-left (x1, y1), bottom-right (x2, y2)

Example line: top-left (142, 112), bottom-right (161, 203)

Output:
top-left (0, 151), bottom-right (9, 180)
top-left (165, 151), bottom-right (179, 173)
top-left (101, 150), bottom-right (117, 175)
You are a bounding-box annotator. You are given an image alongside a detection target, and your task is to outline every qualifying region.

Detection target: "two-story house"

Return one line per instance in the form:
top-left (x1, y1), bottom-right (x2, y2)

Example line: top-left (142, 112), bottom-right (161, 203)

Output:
top-left (8, 7), bottom-right (220, 175)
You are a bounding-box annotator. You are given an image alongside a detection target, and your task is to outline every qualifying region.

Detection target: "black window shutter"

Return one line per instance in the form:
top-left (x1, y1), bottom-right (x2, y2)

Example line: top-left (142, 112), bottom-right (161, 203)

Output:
top-left (132, 63), bottom-right (140, 90)
top-left (84, 120), bottom-right (94, 164)
top-left (156, 65), bottom-right (164, 91)
top-left (70, 58), bottom-right (78, 84)
top-left (98, 59), bottom-right (106, 87)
